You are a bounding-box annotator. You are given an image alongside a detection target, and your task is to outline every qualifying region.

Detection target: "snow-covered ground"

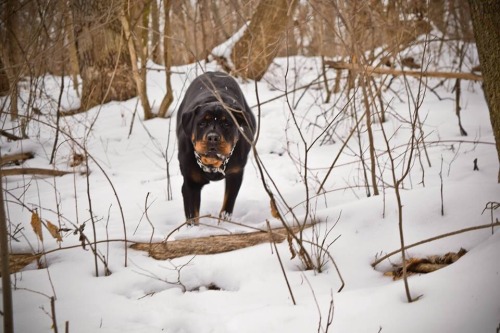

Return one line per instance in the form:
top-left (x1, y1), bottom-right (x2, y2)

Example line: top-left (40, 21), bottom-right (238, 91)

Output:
top-left (2, 50), bottom-right (499, 333)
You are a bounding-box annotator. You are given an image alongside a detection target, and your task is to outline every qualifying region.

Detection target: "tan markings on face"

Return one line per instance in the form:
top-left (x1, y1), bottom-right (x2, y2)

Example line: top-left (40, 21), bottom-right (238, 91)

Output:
top-left (194, 138), bottom-right (233, 157)
top-left (200, 156), bottom-right (223, 168)
top-left (193, 140), bottom-right (207, 155)
top-left (219, 141), bottom-right (233, 156)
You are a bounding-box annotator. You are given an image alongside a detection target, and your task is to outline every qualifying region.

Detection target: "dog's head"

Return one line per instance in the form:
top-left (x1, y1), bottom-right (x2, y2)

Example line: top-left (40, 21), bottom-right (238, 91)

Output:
top-left (182, 101), bottom-right (247, 169)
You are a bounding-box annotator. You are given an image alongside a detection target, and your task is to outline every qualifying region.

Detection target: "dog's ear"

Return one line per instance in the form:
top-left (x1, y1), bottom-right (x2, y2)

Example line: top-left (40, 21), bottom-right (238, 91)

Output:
top-left (233, 109), bottom-right (253, 129)
top-left (181, 109), bottom-right (197, 138)
top-left (224, 101), bottom-right (246, 127)
top-left (232, 110), bottom-right (245, 126)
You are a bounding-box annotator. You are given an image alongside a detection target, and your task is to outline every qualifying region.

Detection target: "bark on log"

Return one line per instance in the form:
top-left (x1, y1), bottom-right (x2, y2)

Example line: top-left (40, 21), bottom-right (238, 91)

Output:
top-left (131, 226), bottom-right (306, 260)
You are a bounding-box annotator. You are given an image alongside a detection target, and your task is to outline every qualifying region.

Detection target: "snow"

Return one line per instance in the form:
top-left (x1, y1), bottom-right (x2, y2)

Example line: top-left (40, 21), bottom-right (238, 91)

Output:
top-left (210, 22), bottom-right (249, 66)
top-left (1, 49), bottom-right (499, 333)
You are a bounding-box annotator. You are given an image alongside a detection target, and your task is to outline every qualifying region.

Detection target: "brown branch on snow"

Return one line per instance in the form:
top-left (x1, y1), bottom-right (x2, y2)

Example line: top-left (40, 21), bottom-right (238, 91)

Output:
top-left (0, 168), bottom-right (77, 177)
top-left (325, 61), bottom-right (483, 81)
top-left (0, 130), bottom-right (24, 141)
top-left (0, 152), bottom-right (34, 166)
top-left (372, 221), bottom-right (500, 268)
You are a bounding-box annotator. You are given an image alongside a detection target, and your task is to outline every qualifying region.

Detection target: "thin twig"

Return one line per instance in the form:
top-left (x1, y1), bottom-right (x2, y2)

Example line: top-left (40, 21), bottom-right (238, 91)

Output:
top-left (371, 222), bottom-right (500, 268)
top-left (50, 296), bottom-right (58, 333)
top-left (84, 151), bottom-right (99, 277)
top-left (302, 239), bottom-right (344, 292)
top-left (317, 112), bottom-right (367, 194)
top-left (50, 68), bottom-right (65, 164)
top-left (267, 221), bottom-right (296, 305)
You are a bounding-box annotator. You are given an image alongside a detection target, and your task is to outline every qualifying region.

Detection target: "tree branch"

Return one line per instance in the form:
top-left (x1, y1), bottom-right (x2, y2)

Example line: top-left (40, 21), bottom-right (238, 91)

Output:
top-left (0, 168), bottom-right (76, 177)
top-left (372, 222), bottom-right (500, 268)
top-left (325, 61), bottom-right (483, 81)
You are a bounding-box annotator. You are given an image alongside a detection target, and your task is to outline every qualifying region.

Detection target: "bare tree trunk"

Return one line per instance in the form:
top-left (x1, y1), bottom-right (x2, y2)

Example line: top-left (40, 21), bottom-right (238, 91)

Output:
top-left (231, 0), bottom-right (298, 81)
top-left (198, 1), bottom-right (209, 60)
top-left (468, 0), bottom-right (500, 182)
top-left (60, 0), bottom-right (80, 96)
top-left (361, 76), bottom-right (379, 196)
top-left (210, 1), bottom-right (230, 40)
top-left (0, 58), bottom-right (9, 95)
top-left (0, 174), bottom-right (14, 333)
top-left (71, 0), bottom-right (136, 112)
top-left (150, 0), bottom-right (162, 64)
top-left (158, 0), bottom-right (173, 118)
top-left (0, 0), bottom-right (21, 120)
top-left (120, 4), bottom-right (153, 119)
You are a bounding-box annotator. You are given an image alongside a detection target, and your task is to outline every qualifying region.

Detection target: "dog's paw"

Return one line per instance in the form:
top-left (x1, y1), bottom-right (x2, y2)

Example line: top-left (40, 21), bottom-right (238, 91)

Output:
top-left (218, 211), bottom-right (231, 223)
top-left (186, 217), bottom-right (200, 227)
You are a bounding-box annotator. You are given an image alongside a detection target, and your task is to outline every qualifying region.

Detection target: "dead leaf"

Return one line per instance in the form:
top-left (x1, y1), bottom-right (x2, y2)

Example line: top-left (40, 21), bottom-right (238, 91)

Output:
top-left (46, 220), bottom-right (62, 242)
top-left (69, 153), bottom-right (85, 167)
top-left (270, 199), bottom-right (280, 219)
top-left (30, 211), bottom-right (43, 241)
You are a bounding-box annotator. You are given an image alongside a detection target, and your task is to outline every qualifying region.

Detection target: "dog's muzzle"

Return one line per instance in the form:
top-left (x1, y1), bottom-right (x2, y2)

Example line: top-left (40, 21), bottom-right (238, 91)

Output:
top-left (194, 145), bottom-right (236, 176)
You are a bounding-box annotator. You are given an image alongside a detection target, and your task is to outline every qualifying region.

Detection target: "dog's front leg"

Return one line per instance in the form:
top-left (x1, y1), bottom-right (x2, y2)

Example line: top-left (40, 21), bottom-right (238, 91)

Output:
top-left (182, 180), bottom-right (203, 225)
top-left (219, 172), bottom-right (244, 221)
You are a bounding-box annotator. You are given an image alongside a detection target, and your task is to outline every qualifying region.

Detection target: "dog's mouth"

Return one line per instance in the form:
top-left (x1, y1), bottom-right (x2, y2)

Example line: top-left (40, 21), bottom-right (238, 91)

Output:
top-left (193, 147), bottom-right (235, 175)
top-left (198, 152), bottom-right (225, 168)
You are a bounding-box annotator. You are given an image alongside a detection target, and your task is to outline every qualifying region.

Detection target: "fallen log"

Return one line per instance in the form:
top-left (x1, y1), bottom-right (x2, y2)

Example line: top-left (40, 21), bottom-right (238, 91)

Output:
top-left (325, 60), bottom-right (483, 81)
top-left (131, 226), bottom-right (304, 260)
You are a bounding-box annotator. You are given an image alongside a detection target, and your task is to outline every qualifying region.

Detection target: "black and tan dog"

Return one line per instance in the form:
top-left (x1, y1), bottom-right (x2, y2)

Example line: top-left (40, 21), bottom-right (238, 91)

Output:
top-left (176, 71), bottom-right (256, 224)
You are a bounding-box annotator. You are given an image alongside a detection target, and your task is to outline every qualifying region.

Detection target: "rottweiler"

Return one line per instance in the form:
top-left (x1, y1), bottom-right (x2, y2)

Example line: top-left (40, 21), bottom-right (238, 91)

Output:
top-left (176, 71), bottom-right (256, 224)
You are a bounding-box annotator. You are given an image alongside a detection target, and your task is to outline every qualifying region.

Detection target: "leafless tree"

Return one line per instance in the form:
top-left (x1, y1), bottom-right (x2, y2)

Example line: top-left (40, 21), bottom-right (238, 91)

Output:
top-left (231, 0), bottom-right (298, 80)
top-left (70, 0), bottom-right (136, 112)
top-left (468, 0), bottom-right (500, 182)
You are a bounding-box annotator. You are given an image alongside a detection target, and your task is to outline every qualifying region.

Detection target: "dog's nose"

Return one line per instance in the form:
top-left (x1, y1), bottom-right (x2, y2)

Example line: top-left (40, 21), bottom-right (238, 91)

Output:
top-left (207, 132), bottom-right (220, 144)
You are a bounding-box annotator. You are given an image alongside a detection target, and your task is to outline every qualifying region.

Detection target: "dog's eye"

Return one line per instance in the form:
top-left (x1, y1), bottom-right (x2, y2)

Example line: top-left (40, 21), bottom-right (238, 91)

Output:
top-left (199, 121), bottom-right (207, 128)
top-left (222, 121), bottom-right (231, 128)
